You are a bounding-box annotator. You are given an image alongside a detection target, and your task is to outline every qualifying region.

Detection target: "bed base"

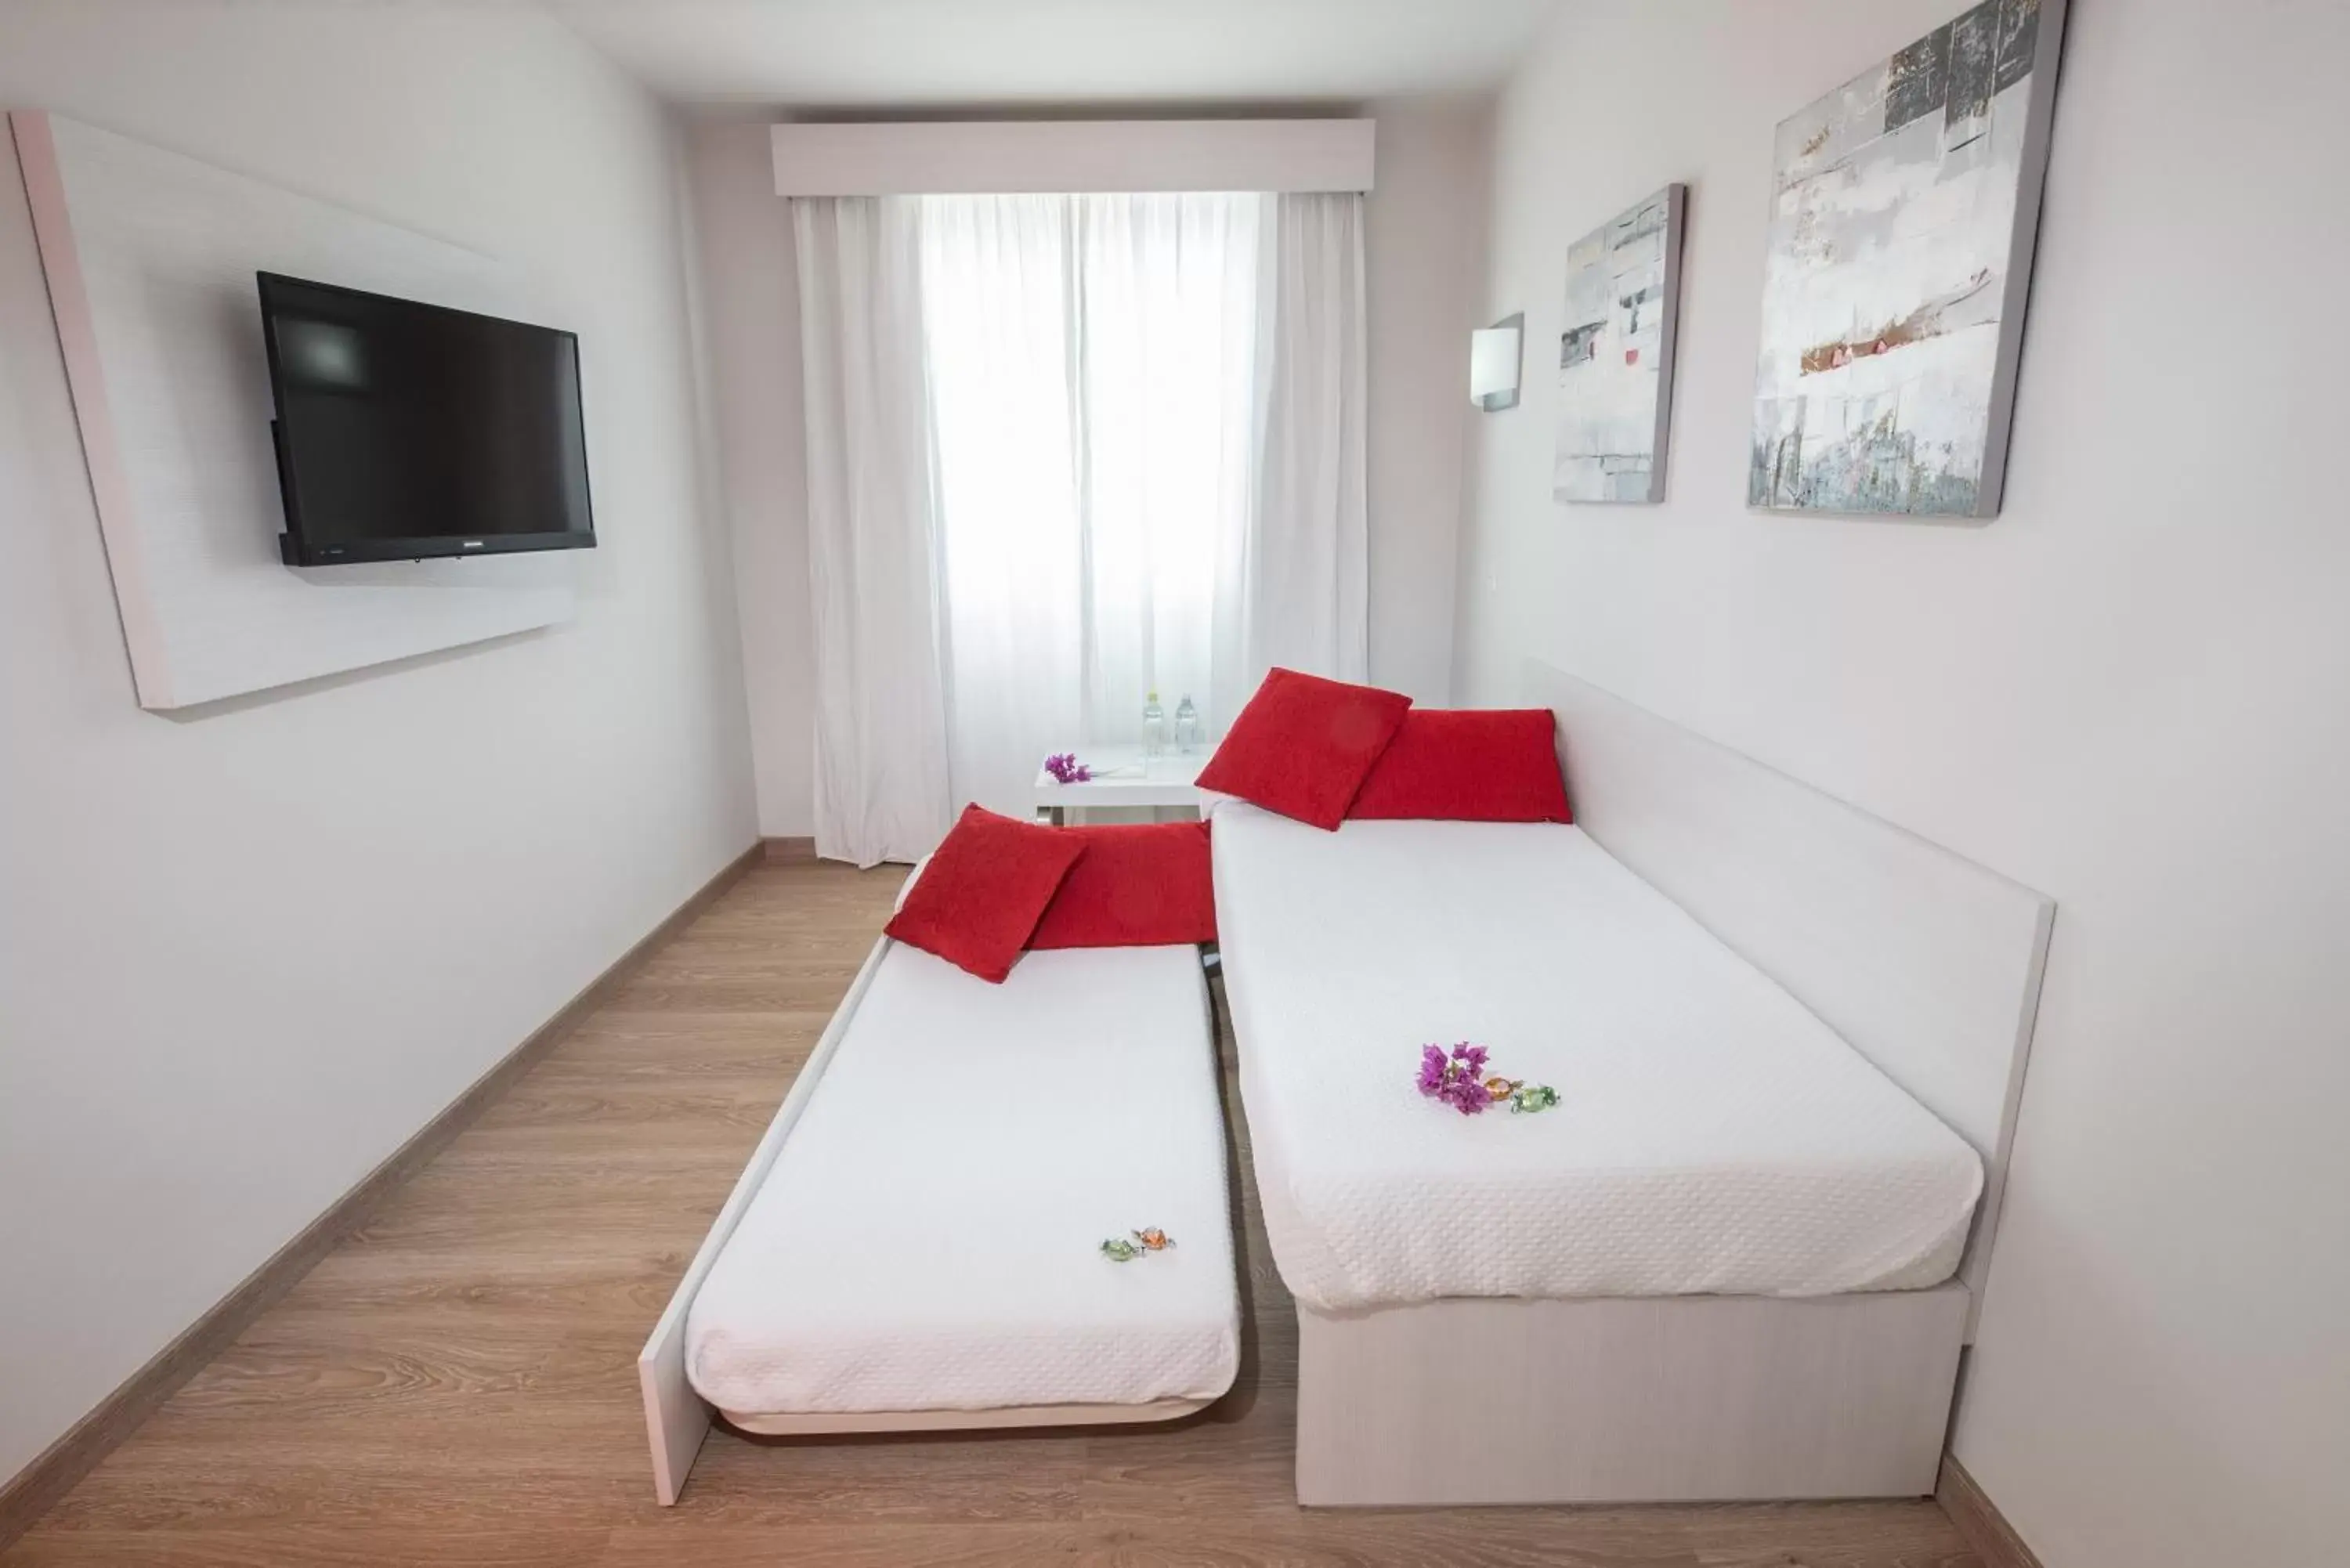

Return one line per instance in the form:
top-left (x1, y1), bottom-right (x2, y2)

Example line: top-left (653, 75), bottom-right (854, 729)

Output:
top-left (1293, 1284), bottom-right (1969, 1506)
top-left (638, 936), bottom-right (895, 1505)
top-left (724, 1396), bottom-right (1209, 1437)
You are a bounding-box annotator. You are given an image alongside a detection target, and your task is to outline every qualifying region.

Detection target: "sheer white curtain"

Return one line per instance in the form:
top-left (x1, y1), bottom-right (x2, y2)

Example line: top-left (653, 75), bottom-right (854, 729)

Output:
top-left (923, 192), bottom-right (1267, 818)
top-left (1251, 193), bottom-right (1369, 683)
top-left (794, 188), bottom-right (1368, 856)
top-left (792, 197), bottom-right (953, 867)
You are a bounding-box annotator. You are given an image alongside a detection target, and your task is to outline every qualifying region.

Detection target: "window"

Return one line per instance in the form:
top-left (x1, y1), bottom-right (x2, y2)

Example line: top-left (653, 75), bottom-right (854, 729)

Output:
top-left (791, 187), bottom-right (1362, 863)
top-left (918, 193), bottom-right (1269, 815)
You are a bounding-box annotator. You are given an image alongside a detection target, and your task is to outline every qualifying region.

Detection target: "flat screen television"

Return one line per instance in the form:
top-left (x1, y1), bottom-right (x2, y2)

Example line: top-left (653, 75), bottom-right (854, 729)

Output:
top-left (258, 273), bottom-right (595, 566)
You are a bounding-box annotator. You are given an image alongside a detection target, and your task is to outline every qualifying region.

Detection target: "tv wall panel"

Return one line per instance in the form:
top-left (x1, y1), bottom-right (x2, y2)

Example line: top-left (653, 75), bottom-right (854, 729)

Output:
top-left (7, 110), bottom-right (576, 710)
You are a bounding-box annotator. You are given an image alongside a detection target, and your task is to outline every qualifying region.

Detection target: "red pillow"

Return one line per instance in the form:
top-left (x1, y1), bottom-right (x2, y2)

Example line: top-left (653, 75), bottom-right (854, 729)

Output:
top-left (884, 804), bottom-right (1086, 982)
top-left (1346, 709), bottom-right (1572, 823)
top-left (1028, 821), bottom-right (1217, 949)
top-left (1195, 668), bottom-right (1412, 829)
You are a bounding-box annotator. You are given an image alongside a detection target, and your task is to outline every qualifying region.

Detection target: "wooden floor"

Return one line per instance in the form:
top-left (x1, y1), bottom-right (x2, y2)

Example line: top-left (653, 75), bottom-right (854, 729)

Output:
top-left (5, 859), bottom-right (1984, 1567)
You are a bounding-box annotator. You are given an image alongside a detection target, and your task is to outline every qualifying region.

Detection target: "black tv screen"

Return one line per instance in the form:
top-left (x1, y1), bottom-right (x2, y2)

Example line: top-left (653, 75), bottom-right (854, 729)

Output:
top-left (259, 273), bottom-right (595, 565)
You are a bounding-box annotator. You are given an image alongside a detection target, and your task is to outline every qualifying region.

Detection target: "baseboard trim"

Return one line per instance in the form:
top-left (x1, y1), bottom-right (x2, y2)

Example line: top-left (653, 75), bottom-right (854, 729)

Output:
top-left (0, 841), bottom-right (765, 1552)
top-left (761, 835), bottom-right (816, 863)
top-left (1937, 1454), bottom-right (2044, 1568)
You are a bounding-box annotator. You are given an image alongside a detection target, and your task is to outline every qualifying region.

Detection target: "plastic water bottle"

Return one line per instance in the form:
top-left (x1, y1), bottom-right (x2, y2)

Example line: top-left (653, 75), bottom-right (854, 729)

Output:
top-left (1173, 694), bottom-right (1201, 754)
top-left (1141, 689), bottom-right (1166, 760)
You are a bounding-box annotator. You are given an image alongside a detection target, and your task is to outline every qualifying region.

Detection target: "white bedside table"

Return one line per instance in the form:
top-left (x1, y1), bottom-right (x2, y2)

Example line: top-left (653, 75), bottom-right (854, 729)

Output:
top-left (1034, 745), bottom-right (1213, 826)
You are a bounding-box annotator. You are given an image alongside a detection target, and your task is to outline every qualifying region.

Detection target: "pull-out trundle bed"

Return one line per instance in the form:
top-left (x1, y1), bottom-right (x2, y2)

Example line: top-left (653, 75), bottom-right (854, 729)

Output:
top-left (638, 932), bottom-right (1239, 1503)
top-left (1213, 663), bottom-right (2054, 1506)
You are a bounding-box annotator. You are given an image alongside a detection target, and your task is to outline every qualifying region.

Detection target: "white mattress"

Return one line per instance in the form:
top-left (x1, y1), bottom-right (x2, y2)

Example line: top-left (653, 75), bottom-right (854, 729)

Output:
top-left (685, 940), bottom-right (1240, 1416)
top-left (1210, 803), bottom-right (1984, 1313)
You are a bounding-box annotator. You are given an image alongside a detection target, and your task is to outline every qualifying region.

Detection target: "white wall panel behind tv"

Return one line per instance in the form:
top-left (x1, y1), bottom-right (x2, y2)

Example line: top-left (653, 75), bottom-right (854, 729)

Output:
top-left (10, 111), bottom-right (576, 710)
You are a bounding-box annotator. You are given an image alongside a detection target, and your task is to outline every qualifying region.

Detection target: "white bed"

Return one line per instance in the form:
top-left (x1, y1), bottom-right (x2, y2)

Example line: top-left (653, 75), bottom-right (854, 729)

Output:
top-left (641, 933), bottom-right (1238, 1502)
top-left (1211, 662), bottom-right (2054, 1506)
top-left (687, 940), bottom-right (1238, 1419)
top-left (1210, 805), bottom-right (1984, 1311)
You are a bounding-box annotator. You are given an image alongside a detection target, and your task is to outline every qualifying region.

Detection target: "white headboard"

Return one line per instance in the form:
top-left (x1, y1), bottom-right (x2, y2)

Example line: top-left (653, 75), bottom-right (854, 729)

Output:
top-left (1529, 662), bottom-right (2052, 1333)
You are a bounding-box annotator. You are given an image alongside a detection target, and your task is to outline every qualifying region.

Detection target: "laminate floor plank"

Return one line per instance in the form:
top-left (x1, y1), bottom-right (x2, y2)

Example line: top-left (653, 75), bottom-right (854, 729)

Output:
top-left (2, 858), bottom-right (1979, 1568)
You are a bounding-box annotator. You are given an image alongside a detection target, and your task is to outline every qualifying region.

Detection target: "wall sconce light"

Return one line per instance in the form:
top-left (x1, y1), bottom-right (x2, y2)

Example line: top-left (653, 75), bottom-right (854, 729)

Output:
top-left (1470, 313), bottom-right (1523, 412)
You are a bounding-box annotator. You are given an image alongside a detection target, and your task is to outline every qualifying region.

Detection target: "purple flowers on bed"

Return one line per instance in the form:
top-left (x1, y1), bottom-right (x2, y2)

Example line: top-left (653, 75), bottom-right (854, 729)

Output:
top-left (1417, 1042), bottom-right (1560, 1116)
top-left (1414, 1044), bottom-right (1448, 1096)
top-left (1043, 752), bottom-right (1093, 784)
top-left (1417, 1042), bottom-right (1495, 1115)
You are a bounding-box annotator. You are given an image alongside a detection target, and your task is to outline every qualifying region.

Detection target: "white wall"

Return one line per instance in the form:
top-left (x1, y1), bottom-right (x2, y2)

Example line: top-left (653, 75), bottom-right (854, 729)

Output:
top-left (692, 104), bottom-right (1487, 835)
top-left (1459, 2), bottom-right (2350, 1565)
top-left (687, 118), bottom-right (819, 838)
top-left (0, 0), bottom-right (757, 1487)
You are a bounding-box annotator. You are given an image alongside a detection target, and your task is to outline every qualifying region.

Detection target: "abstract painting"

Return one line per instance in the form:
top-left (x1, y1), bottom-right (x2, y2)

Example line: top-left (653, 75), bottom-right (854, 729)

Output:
top-left (1554, 184), bottom-right (1685, 504)
top-left (1750, 0), bottom-right (2067, 518)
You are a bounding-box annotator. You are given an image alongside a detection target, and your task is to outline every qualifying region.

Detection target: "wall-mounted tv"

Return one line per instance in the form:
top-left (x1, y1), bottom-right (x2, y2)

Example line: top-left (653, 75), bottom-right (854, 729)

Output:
top-left (259, 273), bottom-right (595, 566)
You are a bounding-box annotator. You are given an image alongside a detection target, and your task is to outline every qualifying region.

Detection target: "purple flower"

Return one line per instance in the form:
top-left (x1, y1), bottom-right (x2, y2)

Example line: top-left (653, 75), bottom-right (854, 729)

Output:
top-left (1043, 753), bottom-right (1094, 785)
top-left (1416, 1044), bottom-right (1449, 1097)
top-left (1416, 1042), bottom-right (1501, 1114)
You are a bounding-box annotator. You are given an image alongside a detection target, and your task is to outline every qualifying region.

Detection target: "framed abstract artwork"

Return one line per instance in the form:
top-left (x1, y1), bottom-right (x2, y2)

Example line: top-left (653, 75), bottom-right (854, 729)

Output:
top-left (1553, 183), bottom-right (1686, 504)
top-left (1749, 0), bottom-right (2068, 519)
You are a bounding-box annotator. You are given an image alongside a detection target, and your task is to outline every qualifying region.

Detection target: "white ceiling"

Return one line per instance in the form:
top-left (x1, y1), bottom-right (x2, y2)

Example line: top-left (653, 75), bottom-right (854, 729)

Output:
top-left (548, 0), bottom-right (1562, 107)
